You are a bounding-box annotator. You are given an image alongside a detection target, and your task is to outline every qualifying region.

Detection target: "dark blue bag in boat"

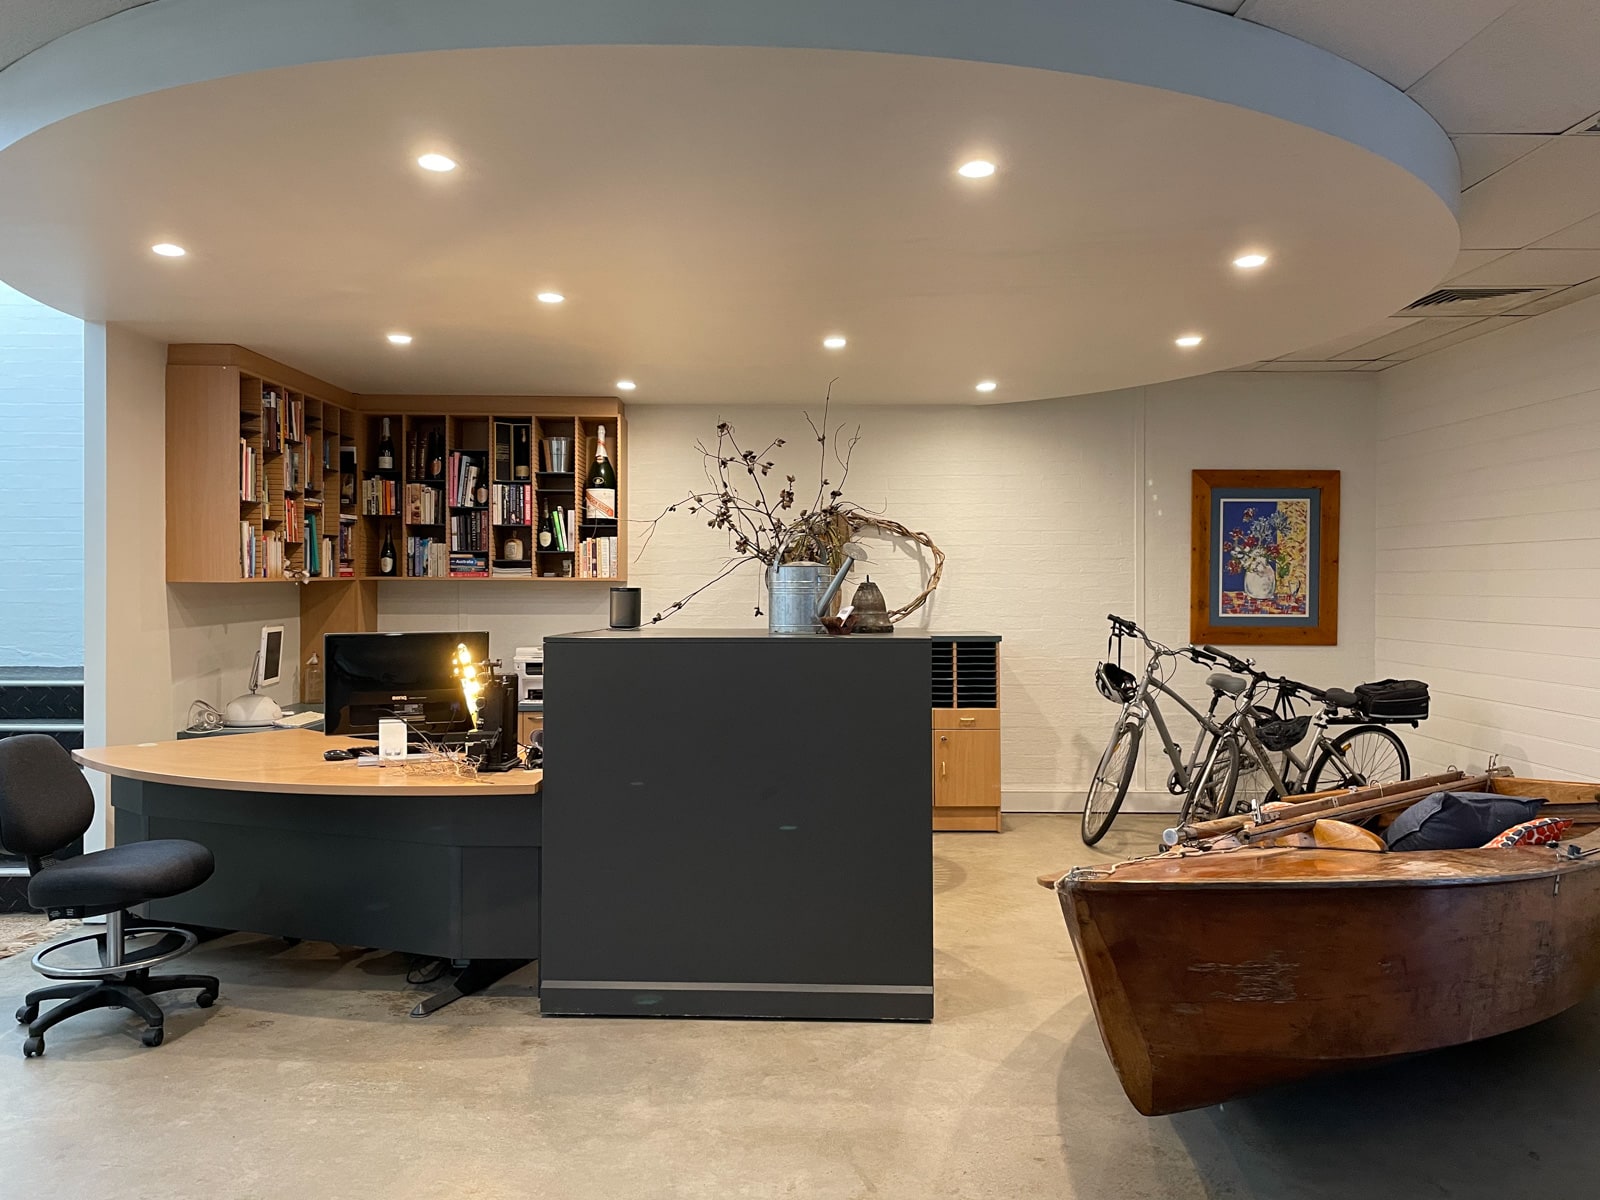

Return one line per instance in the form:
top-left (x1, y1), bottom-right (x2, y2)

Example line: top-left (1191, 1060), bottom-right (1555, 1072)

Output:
top-left (1384, 790), bottom-right (1544, 852)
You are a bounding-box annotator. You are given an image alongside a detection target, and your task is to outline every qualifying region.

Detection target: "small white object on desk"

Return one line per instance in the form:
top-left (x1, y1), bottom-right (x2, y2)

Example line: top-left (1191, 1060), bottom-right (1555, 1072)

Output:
top-left (378, 718), bottom-right (408, 761)
top-left (354, 752), bottom-right (439, 765)
top-left (273, 711), bottom-right (323, 728)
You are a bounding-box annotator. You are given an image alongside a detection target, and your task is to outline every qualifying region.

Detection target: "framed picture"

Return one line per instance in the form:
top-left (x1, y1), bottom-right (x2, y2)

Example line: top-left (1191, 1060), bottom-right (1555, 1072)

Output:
top-left (1190, 469), bottom-right (1339, 646)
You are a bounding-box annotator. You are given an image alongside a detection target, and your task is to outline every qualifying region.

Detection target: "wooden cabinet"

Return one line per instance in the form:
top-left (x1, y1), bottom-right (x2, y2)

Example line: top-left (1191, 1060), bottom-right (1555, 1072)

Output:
top-left (517, 710), bottom-right (544, 749)
top-left (930, 636), bottom-right (1002, 832)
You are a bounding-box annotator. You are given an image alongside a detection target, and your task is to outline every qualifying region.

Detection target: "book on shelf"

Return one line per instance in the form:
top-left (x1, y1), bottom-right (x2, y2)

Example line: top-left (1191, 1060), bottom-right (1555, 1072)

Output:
top-left (404, 483), bottom-right (443, 525)
top-left (491, 483), bottom-right (532, 526)
top-left (240, 437), bottom-right (262, 504)
top-left (360, 476), bottom-right (399, 515)
top-left (450, 509), bottom-right (489, 553)
top-left (576, 534), bottom-right (619, 579)
top-left (449, 553), bottom-right (489, 578)
top-left (262, 391), bottom-right (282, 453)
top-left (406, 536), bottom-right (449, 578)
top-left (447, 451), bottom-right (486, 508)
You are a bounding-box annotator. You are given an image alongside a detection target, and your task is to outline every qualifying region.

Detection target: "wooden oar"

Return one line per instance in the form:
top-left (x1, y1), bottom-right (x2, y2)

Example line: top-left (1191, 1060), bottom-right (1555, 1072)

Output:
top-left (1237, 774), bottom-right (1492, 845)
top-left (1164, 769), bottom-right (1468, 846)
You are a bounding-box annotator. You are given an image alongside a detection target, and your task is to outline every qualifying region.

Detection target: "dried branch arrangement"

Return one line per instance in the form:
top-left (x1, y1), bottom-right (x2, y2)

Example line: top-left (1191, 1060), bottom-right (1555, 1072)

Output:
top-left (633, 384), bottom-right (945, 623)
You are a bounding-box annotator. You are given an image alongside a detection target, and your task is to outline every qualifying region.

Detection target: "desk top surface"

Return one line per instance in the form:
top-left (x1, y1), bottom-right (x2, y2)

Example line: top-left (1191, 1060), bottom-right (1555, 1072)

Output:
top-left (75, 729), bottom-right (542, 796)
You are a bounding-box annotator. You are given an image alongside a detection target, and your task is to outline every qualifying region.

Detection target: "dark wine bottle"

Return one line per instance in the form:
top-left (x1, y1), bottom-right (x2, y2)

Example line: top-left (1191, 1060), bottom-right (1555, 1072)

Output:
top-left (378, 526), bottom-right (397, 576)
top-left (514, 425), bottom-right (531, 480)
top-left (377, 417), bottom-right (396, 473)
top-left (584, 426), bottom-right (618, 521)
top-left (427, 429), bottom-right (444, 479)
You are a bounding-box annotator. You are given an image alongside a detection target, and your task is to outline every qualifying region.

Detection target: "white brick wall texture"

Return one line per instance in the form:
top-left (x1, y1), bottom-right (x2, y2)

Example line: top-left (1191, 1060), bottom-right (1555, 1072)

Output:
top-left (1376, 292), bottom-right (1600, 782)
top-left (0, 282), bottom-right (84, 667)
top-left (377, 372), bottom-right (1380, 811)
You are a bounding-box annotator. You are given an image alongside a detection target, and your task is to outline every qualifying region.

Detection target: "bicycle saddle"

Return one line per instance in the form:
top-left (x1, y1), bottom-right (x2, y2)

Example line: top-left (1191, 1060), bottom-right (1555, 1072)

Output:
top-left (1206, 672), bottom-right (1248, 697)
top-left (1323, 687), bottom-right (1363, 710)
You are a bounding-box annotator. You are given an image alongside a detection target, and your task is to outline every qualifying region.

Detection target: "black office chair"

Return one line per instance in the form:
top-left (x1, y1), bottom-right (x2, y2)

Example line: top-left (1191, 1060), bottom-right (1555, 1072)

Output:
top-left (0, 735), bottom-right (219, 1057)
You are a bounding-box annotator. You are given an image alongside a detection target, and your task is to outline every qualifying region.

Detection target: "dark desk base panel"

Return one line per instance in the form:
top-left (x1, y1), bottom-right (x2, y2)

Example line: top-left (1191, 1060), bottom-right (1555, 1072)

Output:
top-left (111, 778), bottom-right (541, 963)
top-left (539, 982), bottom-right (933, 1021)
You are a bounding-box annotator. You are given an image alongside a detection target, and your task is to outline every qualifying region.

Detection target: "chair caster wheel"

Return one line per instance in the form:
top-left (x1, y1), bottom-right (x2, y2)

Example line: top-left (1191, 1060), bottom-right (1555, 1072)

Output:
top-left (22, 1036), bottom-right (44, 1058)
top-left (141, 1026), bottom-right (164, 1048)
top-left (15, 1004), bottom-right (37, 1025)
top-left (196, 990), bottom-right (217, 1009)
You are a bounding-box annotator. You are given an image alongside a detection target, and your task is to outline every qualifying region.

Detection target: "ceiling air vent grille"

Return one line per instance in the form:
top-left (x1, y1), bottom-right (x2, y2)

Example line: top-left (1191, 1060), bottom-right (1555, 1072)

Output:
top-left (1402, 286), bottom-right (1548, 316)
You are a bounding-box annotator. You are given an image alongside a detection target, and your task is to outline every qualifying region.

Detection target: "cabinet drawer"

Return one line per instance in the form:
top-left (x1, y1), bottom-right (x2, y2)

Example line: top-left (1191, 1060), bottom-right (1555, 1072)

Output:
top-left (932, 708), bottom-right (999, 731)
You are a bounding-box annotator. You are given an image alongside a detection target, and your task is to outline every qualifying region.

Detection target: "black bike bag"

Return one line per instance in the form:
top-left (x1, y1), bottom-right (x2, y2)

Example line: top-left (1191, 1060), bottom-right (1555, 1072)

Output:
top-left (1354, 678), bottom-right (1430, 721)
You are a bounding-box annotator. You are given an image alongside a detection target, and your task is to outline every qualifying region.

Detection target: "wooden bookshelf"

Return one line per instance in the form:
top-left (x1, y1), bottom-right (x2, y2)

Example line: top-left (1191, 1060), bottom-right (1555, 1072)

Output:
top-left (165, 345), bottom-right (629, 678)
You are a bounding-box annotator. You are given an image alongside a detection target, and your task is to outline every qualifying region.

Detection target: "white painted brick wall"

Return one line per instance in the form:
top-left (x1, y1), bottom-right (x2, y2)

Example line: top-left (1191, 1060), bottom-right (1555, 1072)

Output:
top-left (1376, 293), bottom-right (1600, 782)
top-left (0, 282), bottom-right (84, 667)
top-left (377, 373), bottom-right (1379, 811)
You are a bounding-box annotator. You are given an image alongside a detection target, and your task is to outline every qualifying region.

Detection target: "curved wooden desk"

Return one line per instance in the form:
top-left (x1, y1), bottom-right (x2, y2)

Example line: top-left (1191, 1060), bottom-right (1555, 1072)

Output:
top-left (76, 729), bottom-right (543, 1015)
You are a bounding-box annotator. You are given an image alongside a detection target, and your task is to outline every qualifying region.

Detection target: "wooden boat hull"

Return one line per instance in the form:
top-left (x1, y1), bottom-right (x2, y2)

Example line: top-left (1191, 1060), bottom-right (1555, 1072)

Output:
top-left (1059, 843), bottom-right (1600, 1116)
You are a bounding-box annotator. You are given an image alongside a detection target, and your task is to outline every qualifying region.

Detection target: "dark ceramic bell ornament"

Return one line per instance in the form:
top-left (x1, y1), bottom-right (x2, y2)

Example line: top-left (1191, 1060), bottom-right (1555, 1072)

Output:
top-left (850, 575), bottom-right (894, 634)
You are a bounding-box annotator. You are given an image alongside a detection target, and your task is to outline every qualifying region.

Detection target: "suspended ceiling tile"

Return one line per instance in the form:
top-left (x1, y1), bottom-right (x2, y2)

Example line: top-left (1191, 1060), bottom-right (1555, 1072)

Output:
top-left (1382, 315), bottom-right (1525, 360)
top-left (1453, 133), bottom-right (1552, 187)
top-left (1253, 359), bottom-right (1363, 372)
top-left (1334, 317), bottom-right (1486, 360)
top-left (1443, 249), bottom-right (1514, 280)
top-left (1536, 211), bottom-right (1600, 249)
top-left (1457, 137), bottom-right (1600, 247)
top-left (1239, 0), bottom-right (1518, 89)
top-left (1176, 0), bottom-right (1247, 11)
top-left (1450, 247), bottom-right (1600, 286)
top-left (1505, 274), bottom-right (1600, 315)
top-left (1408, 0), bottom-right (1600, 133)
top-left (1354, 360), bottom-right (1397, 371)
top-left (1277, 317), bottom-right (1423, 361)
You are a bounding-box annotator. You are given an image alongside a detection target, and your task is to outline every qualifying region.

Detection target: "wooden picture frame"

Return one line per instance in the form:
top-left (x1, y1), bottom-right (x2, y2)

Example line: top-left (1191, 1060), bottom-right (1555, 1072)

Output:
top-left (1190, 469), bottom-right (1340, 646)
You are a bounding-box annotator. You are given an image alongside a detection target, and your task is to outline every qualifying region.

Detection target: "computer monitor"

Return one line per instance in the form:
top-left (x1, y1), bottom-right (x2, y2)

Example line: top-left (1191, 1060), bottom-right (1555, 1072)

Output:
top-left (323, 631), bottom-right (490, 737)
top-left (223, 624), bottom-right (286, 727)
top-left (257, 625), bottom-right (284, 688)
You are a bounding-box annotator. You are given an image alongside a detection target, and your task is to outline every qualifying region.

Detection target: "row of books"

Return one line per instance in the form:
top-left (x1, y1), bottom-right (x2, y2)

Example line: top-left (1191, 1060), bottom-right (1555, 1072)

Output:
top-left (285, 445), bottom-right (305, 494)
top-left (361, 476), bottom-right (400, 515)
top-left (240, 437), bottom-right (264, 506)
top-left (406, 537), bottom-right (450, 577)
top-left (450, 553), bottom-right (489, 578)
top-left (260, 390), bottom-right (306, 453)
top-left (240, 522), bottom-right (285, 579)
top-left (447, 451), bottom-right (486, 508)
top-left (405, 484), bottom-right (444, 525)
top-left (490, 483), bottom-right (533, 526)
top-left (451, 510), bottom-right (490, 553)
top-left (338, 516), bottom-right (356, 576)
top-left (576, 535), bottom-right (620, 579)
top-left (544, 506), bottom-right (579, 552)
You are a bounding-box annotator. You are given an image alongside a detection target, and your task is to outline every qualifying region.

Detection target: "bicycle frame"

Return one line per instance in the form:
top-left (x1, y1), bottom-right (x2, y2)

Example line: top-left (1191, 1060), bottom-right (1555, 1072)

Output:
top-left (1126, 660), bottom-right (1232, 797)
top-left (1229, 685), bottom-right (1380, 804)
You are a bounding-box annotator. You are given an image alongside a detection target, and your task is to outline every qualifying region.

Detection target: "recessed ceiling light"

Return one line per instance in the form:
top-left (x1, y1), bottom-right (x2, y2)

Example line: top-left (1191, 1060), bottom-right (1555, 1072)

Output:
top-left (1233, 253), bottom-right (1269, 270)
top-left (822, 335), bottom-right (847, 350)
top-left (151, 243), bottom-right (186, 257)
top-left (536, 292), bottom-right (565, 304)
top-left (416, 153), bottom-right (457, 173)
top-left (1175, 334), bottom-right (1203, 348)
top-left (975, 380), bottom-right (998, 393)
top-left (616, 379), bottom-right (637, 391)
top-left (958, 160), bottom-right (996, 179)
top-left (386, 333), bottom-right (413, 345)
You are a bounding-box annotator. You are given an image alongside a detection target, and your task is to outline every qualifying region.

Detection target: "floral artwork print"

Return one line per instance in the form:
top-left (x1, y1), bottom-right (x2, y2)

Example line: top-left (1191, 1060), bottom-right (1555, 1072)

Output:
top-left (1218, 498), bottom-right (1311, 617)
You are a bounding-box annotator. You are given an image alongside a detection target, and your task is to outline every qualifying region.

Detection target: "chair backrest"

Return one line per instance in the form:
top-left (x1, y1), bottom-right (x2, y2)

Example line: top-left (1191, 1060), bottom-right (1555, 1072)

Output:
top-left (0, 735), bottom-right (94, 860)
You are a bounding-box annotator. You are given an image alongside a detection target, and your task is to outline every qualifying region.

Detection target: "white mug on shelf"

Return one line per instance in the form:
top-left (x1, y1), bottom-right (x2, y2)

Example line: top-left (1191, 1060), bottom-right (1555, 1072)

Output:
top-left (378, 718), bottom-right (407, 761)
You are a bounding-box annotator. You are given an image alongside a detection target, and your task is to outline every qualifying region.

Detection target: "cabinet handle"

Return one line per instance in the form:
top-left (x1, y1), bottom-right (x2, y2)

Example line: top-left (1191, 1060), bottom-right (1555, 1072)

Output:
top-left (959, 716), bottom-right (976, 725)
top-left (939, 735), bottom-right (948, 742)
top-left (941, 759), bottom-right (947, 779)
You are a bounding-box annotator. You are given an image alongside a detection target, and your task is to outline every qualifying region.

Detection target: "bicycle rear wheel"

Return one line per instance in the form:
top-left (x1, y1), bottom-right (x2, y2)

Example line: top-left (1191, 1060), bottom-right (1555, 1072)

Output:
top-left (1307, 725), bottom-right (1411, 792)
top-left (1180, 734), bottom-right (1239, 826)
top-left (1082, 719), bottom-right (1140, 846)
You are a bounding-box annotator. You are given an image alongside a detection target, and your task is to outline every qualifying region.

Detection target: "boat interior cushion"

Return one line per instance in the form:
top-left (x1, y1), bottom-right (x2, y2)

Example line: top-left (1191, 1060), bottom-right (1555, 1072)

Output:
top-left (1484, 816), bottom-right (1572, 848)
top-left (1385, 790), bottom-right (1544, 852)
top-left (1206, 673), bottom-right (1247, 697)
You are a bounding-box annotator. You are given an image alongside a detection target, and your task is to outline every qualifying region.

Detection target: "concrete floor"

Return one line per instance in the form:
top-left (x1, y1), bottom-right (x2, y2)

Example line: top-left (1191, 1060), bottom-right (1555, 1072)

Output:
top-left (0, 813), bottom-right (1595, 1199)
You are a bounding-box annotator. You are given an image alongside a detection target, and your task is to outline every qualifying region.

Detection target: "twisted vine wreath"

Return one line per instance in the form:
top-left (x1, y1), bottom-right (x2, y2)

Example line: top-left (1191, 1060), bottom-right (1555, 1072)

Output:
top-left (632, 387), bottom-right (945, 624)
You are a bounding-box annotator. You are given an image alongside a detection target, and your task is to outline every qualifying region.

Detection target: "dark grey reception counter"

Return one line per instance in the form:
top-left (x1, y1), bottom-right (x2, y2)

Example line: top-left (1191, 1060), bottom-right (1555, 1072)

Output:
top-left (540, 628), bottom-right (933, 1021)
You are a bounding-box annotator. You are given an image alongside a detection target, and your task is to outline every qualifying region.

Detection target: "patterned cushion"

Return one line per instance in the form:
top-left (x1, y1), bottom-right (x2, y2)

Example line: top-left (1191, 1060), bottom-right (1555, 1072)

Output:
top-left (1483, 816), bottom-right (1572, 849)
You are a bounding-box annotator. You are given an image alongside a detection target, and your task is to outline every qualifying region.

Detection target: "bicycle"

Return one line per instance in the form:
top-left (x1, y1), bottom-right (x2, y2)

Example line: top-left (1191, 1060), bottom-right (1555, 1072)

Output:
top-left (1081, 616), bottom-right (1250, 846)
top-left (1182, 646), bottom-right (1414, 824)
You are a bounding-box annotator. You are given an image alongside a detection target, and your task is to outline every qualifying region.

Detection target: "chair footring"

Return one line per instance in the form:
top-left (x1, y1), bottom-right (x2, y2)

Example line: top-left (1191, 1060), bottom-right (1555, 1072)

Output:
top-left (31, 925), bottom-right (199, 980)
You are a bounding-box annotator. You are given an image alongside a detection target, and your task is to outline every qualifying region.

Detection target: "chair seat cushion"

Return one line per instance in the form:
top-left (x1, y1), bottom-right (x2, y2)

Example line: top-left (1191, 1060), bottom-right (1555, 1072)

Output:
top-left (28, 839), bottom-right (215, 911)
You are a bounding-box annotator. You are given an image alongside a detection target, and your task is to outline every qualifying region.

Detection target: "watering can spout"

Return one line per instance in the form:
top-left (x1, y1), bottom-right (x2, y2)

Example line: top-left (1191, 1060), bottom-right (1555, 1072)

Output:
top-left (814, 541), bottom-right (867, 619)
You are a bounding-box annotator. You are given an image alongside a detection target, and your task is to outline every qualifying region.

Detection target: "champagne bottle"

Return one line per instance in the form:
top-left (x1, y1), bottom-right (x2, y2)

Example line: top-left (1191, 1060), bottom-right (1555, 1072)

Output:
top-left (379, 526), bottom-right (397, 576)
top-left (377, 418), bottom-right (396, 472)
top-left (584, 426), bottom-right (617, 521)
top-left (538, 505), bottom-right (555, 550)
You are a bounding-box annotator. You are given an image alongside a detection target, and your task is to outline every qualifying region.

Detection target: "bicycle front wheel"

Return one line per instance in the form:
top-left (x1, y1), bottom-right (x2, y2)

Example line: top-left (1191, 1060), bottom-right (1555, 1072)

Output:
top-left (1307, 725), bottom-right (1411, 792)
top-left (1082, 719), bottom-right (1141, 846)
top-left (1180, 734), bottom-right (1239, 826)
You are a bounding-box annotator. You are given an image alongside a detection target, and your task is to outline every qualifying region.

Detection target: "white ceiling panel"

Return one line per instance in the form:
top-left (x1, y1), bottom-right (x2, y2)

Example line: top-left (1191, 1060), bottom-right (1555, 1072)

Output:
top-left (0, 1), bottom-right (153, 71)
top-left (1536, 211), bottom-right (1600, 249)
top-left (1276, 317), bottom-right (1423, 360)
top-left (1443, 249), bottom-right (1513, 280)
top-left (1253, 359), bottom-right (1362, 371)
top-left (1451, 247), bottom-right (1600, 286)
top-left (1238, 0), bottom-right (1518, 89)
top-left (1457, 137), bottom-right (1600, 248)
top-left (1408, 0), bottom-right (1600, 133)
top-left (1353, 360), bottom-right (1396, 371)
top-left (1176, 1), bottom-right (1248, 12)
top-left (1333, 318), bottom-right (1486, 360)
top-left (1453, 133), bottom-right (1551, 187)
top-left (1382, 315), bottom-right (1526, 360)
top-left (1506, 274), bottom-right (1600, 314)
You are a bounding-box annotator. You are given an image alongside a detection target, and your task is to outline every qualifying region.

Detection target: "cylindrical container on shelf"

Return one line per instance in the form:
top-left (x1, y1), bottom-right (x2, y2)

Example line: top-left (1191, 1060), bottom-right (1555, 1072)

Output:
top-left (767, 562), bottom-right (828, 636)
top-left (543, 437), bottom-right (572, 474)
top-left (378, 718), bottom-right (407, 761)
top-left (610, 587), bottom-right (642, 629)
